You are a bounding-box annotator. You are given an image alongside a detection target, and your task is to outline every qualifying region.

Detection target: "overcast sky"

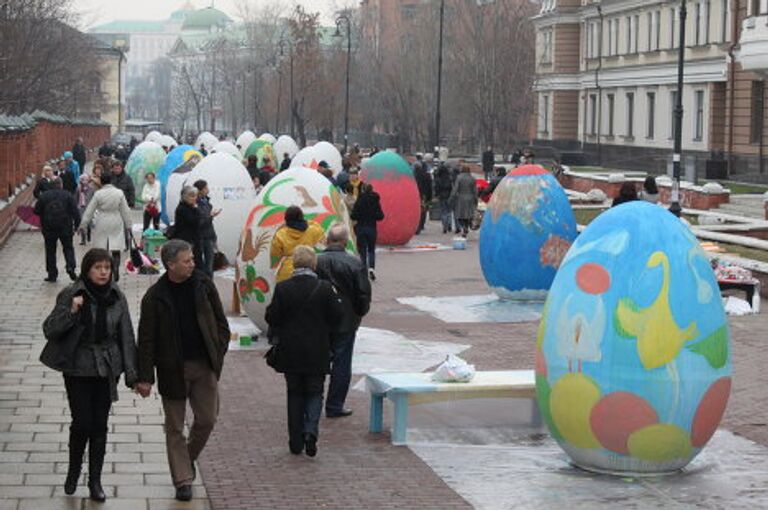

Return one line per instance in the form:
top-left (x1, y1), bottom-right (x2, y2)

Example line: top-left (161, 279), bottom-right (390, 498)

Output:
top-left (74, 0), bottom-right (348, 28)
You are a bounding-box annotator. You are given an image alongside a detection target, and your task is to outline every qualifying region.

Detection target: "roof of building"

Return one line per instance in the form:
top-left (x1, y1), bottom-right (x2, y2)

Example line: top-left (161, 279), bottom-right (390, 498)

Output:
top-left (181, 7), bottom-right (232, 30)
top-left (91, 20), bottom-right (169, 33)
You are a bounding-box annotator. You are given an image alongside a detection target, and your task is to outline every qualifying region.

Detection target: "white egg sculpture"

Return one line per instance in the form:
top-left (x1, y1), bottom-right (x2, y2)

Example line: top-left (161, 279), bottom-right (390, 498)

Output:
top-left (160, 135), bottom-right (177, 151)
top-left (195, 132), bottom-right (218, 152)
top-left (289, 146), bottom-right (320, 171)
top-left (274, 135), bottom-right (299, 160)
top-left (313, 141), bottom-right (343, 176)
top-left (185, 153), bottom-right (256, 262)
top-left (212, 141), bottom-right (242, 160)
top-left (236, 131), bottom-right (256, 155)
top-left (145, 131), bottom-right (162, 143)
top-left (237, 167), bottom-right (355, 331)
top-left (258, 133), bottom-right (277, 144)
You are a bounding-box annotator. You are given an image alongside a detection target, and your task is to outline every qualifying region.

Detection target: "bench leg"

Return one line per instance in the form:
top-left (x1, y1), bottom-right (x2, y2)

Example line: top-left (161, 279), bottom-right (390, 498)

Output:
top-left (369, 393), bottom-right (384, 433)
top-left (391, 393), bottom-right (408, 445)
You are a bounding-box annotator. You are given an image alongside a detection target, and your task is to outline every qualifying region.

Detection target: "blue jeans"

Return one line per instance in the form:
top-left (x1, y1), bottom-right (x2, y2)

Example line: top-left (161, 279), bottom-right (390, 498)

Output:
top-left (326, 331), bottom-right (356, 415)
top-left (285, 373), bottom-right (325, 449)
top-left (439, 199), bottom-right (454, 232)
top-left (355, 225), bottom-right (377, 270)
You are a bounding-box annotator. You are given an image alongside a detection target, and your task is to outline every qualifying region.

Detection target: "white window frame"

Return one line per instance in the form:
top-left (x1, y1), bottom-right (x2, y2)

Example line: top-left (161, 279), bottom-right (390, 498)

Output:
top-left (626, 16), bottom-right (632, 54)
top-left (626, 92), bottom-right (635, 137)
top-left (670, 7), bottom-right (677, 49)
top-left (647, 92), bottom-right (656, 139)
top-left (607, 93), bottom-right (615, 136)
top-left (694, 90), bottom-right (705, 141)
top-left (590, 94), bottom-right (598, 135)
top-left (634, 15), bottom-right (640, 53)
top-left (670, 90), bottom-right (679, 139)
top-left (721, 0), bottom-right (728, 42)
top-left (541, 94), bottom-right (550, 134)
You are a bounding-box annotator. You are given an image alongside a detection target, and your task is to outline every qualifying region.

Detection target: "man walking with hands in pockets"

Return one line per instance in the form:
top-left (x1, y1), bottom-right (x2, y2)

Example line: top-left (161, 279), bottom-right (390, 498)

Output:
top-left (135, 240), bottom-right (230, 502)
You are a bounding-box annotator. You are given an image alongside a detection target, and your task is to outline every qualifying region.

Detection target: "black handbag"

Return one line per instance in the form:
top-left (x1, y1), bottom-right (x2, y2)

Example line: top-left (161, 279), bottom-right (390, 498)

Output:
top-left (39, 322), bottom-right (85, 372)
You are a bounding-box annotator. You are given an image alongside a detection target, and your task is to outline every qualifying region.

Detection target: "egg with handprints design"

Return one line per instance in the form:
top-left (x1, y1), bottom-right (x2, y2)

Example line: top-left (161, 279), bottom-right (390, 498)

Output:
top-left (479, 165), bottom-right (577, 300)
top-left (536, 201), bottom-right (731, 474)
top-left (237, 167), bottom-right (355, 331)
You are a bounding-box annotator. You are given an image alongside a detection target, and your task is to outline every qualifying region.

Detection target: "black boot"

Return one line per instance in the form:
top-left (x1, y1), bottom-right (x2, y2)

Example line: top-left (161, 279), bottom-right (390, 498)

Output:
top-left (64, 429), bottom-right (87, 495)
top-left (111, 251), bottom-right (121, 282)
top-left (87, 434), bottom-right (107, 502)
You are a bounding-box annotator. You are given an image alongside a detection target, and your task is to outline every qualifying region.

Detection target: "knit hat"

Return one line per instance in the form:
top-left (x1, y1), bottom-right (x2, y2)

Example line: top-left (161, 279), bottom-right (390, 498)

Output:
top-left (63, 151), bottom-right (73, 159)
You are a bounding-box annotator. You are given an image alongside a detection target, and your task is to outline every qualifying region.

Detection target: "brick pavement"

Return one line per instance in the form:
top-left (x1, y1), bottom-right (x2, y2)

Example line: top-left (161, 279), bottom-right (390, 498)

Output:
top-left (1, 218), bottom-right (766, 509)
top-left (0, 229), bottom-right (209, 510)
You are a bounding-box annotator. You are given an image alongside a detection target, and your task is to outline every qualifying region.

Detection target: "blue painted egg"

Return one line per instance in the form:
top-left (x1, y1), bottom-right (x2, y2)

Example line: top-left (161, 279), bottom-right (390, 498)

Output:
top-left (479, 165), bottom-right (577, 299)
top-left (536, 201), bottom-right (731, 474)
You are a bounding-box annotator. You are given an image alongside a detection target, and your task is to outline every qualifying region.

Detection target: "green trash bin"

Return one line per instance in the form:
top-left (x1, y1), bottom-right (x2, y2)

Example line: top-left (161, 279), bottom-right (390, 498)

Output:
top-left (142, 234), bottom-right (167, 260)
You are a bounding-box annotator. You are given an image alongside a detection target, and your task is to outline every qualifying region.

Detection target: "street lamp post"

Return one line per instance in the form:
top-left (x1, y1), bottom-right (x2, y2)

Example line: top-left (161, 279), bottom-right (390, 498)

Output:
top-left (334, 14), bottom-right (352, 154)
top-left (670, 0), bottom-right (687, 217)
top-left (278, 38), bottom-right (295, 138)
top-left (434, 0), bottom-right (445, 157)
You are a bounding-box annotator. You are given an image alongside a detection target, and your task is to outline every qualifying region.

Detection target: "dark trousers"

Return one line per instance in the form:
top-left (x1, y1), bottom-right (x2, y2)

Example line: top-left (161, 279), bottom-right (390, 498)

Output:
top-left (64, 376), bottom-right (111, 481)
top-left (457, 218), bottom-right (471, 235)
top-left (285, 373), bottom-right (325, 450)
top-left (197, 238), bottom-right (215, 277)
top-left (355, 225), bottom-right (377, 270)
top-left (417, 202), bottom-right (428, 233)
top-left (143, 210), bottom-right (160, 231)
top-left (326, 331), bottom-right (356, 414)
top-left (439, 199), bottom-right (454, 233)
top-left (43, 231), bottom-right (76, 279)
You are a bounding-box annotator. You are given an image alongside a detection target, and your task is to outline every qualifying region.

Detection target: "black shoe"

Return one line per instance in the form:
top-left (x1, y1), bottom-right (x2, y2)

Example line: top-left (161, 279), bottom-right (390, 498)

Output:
top-left (368, 269), bottom-right (376, 281)
top-left (326, 408), bottom-right (353, 418)
top-left (289, 442), bottom-right (303, 455)
top-left (67, 270), bottom-right (77, 281)
top-left (88, 480), bottom-right (106, 502)
top-left (44, 276), bottom-right (57, 283)
top-left (303, 434), bottom-right (317, 457)
top-left (175, 485), bottom-right (192, 501)
top-left (64, 467), bottom-right (80, 495)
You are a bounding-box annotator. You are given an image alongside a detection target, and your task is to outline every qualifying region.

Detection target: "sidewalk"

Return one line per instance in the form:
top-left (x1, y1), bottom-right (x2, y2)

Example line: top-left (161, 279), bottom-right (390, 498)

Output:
top-left (0, 230), bottom-right (208, 510)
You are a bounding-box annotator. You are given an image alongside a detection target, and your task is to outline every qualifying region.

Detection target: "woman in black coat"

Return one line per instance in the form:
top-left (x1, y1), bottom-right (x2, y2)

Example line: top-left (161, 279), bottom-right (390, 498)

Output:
top-left (350, 183), bottom-right (385, 280)
top-left (41, 248), bottom-right (138, 502)
top-left (172, 185), bottom-right (202, 259)
top-left (265, 246), bottom-right (344, 457)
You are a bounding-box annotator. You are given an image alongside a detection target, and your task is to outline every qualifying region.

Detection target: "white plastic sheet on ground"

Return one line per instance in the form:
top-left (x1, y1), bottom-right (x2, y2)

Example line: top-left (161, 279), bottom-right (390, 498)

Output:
top-left (352, 327), bottom-right (469, 377)
top-left (376, 242), bottom-right (451, 253)
top-left (397, 294), bottom-right (543, 323)
top-left (226, 317), bottom-right (262, 351)
top-left (724, 296), bottom-right (755, 316)
top-left (409, 429), bottom-right (768, 510)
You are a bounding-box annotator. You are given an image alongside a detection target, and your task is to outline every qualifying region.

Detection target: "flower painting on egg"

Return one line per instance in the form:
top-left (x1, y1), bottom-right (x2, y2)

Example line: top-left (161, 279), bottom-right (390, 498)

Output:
top-left (237, 167), bottom-right (355, 331)
top-left (536, 201), bottom-right (731, 474)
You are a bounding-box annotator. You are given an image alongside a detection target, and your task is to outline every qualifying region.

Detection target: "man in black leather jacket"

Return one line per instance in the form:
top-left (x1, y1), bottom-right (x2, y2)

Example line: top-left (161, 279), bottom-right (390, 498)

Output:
top-left (315, 223), bottom-right (372, 418)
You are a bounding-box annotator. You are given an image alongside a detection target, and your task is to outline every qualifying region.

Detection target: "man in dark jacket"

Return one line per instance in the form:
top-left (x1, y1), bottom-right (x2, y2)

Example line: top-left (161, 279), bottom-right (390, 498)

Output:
top-left (279, 153), bottom-right (292, 172)
top-left (72, 137), bottom-right (87, 177)
top-left (34, 178), bottom-right (80, 282)
top-left (136, 240), bottom-right (229, 502)
top-left (413, 156), bottom-right (433, 234)
top-left (316, 224), bottom-right (371, 418)
top-left (482, 146), bottom-right (495, 181)
top-left (193, 179), bottom-right (220, 277)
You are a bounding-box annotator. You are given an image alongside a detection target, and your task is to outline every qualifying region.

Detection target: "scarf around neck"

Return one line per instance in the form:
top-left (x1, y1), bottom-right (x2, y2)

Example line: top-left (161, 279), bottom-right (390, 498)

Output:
top-left (81, 279), bottom-right (118, 343)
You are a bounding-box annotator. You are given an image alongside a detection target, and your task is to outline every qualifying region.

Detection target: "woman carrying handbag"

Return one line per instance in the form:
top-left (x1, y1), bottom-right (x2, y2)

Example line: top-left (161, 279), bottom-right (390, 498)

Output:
top-left (41, 249), bottom-right (138, 502)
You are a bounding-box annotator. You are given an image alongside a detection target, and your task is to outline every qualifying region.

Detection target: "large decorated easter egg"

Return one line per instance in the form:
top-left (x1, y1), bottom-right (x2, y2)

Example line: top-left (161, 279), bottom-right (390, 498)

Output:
top-left (479, 165), bottom-right (577, 300)
top-left (313, 141), bottom-right (343, 176)
top-left (536, 201), bottom-right (731, 474)
top-left (185, 153), bottom-right (256, 262)
top-left (360, 151), bottom-right (420, 246)
top-left (289, 146), bottom-right (320, 171)
top-left (236, 131), bottom-right (256, 155)
top-left (195, 132), bottom-right (218, 152)
top-left (211, 141), bottom-right (242, 160)
top-left (274, 135), bottom-right (299, 160)
top-left (244, 140), bottom-right (275, 168)
top-left (237, 167), bottom-right (355, 331)
top-left (125, 141), bottom-right (167, 191)
top-left (158, 145), bottom-right (202, 224)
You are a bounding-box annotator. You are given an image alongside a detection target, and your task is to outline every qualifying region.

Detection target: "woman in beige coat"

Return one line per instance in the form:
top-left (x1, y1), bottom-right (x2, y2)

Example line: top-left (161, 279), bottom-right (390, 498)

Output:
top-left (80, 173), bottom-right (132, 281)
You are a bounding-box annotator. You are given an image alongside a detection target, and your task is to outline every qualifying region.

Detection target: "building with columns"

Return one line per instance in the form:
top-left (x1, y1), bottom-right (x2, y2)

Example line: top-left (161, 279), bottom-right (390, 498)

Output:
top-left (534, 0), bottom-right (768, 182)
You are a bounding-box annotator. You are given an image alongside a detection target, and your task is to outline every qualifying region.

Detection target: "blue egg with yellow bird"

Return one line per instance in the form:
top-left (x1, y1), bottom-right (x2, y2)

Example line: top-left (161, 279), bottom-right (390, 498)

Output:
top-left (535, 201), bottom-right (731, 474)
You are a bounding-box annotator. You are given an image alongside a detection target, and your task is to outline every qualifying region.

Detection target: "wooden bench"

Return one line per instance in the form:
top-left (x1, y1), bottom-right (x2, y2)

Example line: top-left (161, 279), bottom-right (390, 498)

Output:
top-left (366, 370), bottom-right (537, 445)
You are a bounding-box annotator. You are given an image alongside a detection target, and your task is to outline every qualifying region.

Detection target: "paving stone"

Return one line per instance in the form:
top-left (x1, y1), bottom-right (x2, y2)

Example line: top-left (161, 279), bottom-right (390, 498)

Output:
top-left (16, 498), bottom-right (80, 510)
top-left (147, 499), bottom-right (211, 510)
top-left (0, 486), bottom-right (52, 498)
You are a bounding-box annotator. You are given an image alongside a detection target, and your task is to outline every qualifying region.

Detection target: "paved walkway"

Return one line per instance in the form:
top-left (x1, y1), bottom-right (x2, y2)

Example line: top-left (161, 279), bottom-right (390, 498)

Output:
top-left (1, 219), bottom-right (767, 509)
top-left (0, 230), bottom-right (208, 510)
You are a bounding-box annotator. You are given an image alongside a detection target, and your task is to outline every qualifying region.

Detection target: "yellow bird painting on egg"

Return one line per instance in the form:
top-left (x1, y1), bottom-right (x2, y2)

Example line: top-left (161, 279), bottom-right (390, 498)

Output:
top-left (615, 251), bottom-right (699, 370)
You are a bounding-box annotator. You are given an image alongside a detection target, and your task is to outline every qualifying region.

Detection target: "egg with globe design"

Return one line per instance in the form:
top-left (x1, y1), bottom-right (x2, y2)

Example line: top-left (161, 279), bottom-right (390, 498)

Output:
top-left (125, 141), bottom-right (167, 191)
top-left (237, 167), bottom-right (356, 331)
top-left (536, 201), bottom-right (731, 474)
top-left (360, 151), bottom-right (420, 246)
top-left (479, 165), bottom-right (577, 300)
